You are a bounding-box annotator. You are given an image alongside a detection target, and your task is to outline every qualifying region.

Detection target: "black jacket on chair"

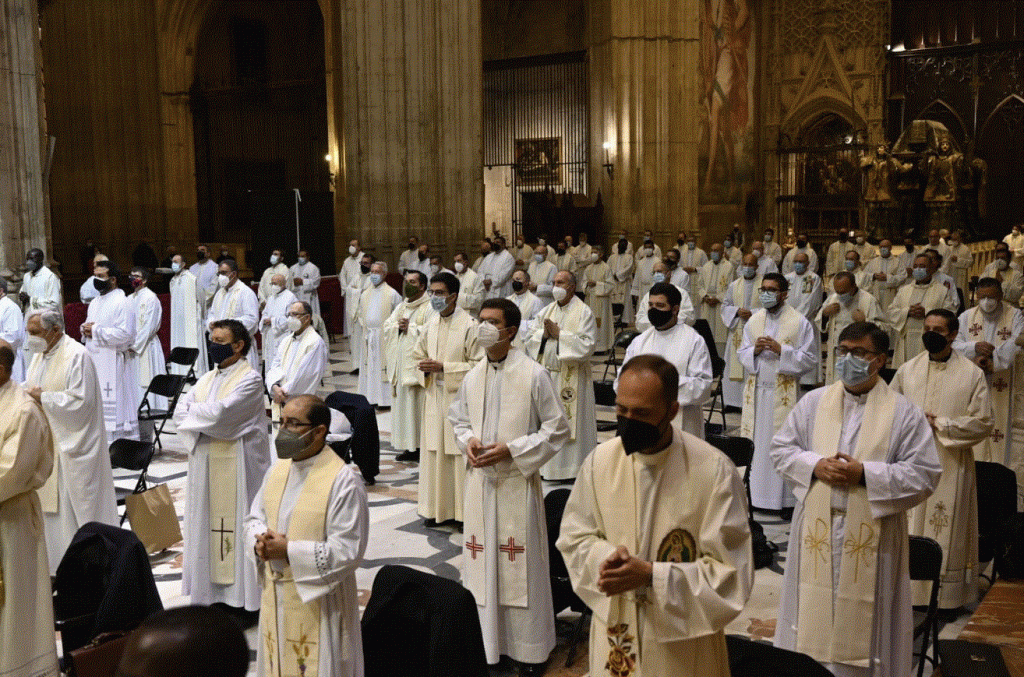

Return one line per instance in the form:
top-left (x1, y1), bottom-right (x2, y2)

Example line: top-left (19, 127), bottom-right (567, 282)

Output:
top-left (325, 390), bottom-right (380, 483)
top-left (362, 565), bottom-right (488, 677)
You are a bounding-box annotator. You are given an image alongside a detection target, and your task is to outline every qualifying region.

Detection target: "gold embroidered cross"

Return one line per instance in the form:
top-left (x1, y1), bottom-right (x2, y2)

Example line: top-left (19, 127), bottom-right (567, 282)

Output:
top-left (803, 517), bottom-right (829, 580)
top-left (843, 522), bottom-right (877, 583)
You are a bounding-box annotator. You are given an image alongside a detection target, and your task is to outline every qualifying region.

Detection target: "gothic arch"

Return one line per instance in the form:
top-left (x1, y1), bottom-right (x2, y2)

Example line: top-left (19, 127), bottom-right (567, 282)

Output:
top-left (911, 99), bottom-right (969, 146)
top-left (978, 94), bottom-right (1024, 145)
top-left (782, 98), bottom-right (865, 147)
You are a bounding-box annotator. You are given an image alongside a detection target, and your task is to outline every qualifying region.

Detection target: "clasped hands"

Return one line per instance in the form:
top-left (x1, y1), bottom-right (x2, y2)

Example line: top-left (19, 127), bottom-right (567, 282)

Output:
top-left (543, 318), bottom-right (560, 339)
top-left (908, 303), bottom-right (926, 320)
top-left (417, 358), bottom-right (443, 373)
top-left (753, 335), bottom-right (781, 356)
top-left (598, 545), bottom-right (653, 596)
top-left (813, 452), bottom-right (864, 489)
top-left (466, 437), bottom-right (511, 468)
top-left (254, 528), bottom-right (289, 562)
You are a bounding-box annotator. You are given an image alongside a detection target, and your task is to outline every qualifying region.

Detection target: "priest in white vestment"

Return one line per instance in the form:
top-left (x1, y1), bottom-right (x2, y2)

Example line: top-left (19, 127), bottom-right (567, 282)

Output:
top-left (266, 302), bottom-right (329, 422)
top-left (258, 249), bottom-right (290, 304)
top-left (634, 263), bottom-right (696, 331)
top-left (449, 298), bottom-right (571, 671)
top-left (383, 271), bottom-right (433, 460)
top-left (750, 243), bottom-right (779, 277)
top-left (358, 264), bottom-right (402, 407)
top-left (19, 248), bottom-right (63, 315)
top-left (399, 237), bottom-right (421, 274)
top-left (508, 270), bottom-right (545, 341)
top-left (455, 252), bottom-right (486, 316)
top-left (168, 255), bottom-right (209, 378)
top-left (571, 233), bottom-right (594, 278)
top-left (617, 283), bottom-right (712, 438)
top-left (771, 321), bottom-right (941, 677)
top-left (558, 354), bottom-right (753, 677)
top-left (608, 240), bottom-right (635, 325)
top-left (289, 250), bottom-right (322, 317)
top-left (888, 253), bottom-right (958, 368)
top-left (259, 275), bottom-right (298, 372)
top-left (524, 271), bottom-right (597, 481)
top-left (842, 250), bottom-right (873, 290)
top-left (824, 231), bottom-right (854, 286)
top-left (630, 244), bottom-right (658, 303)
top-left (344, 253), bottom-right (373, 370)
top-left (892, 309), bottom-right (992, 609)
top-left (128, 268), bottom-right (167, 411)
top-left (863, 241), bottom-right (906, 342)
top-left (983, 249), bottom-right (1024, 307)
top-left (697, 244), bottom-right (734, 352)
top-left (246, 395), bottom-right (369, 677)
top-left (174, 319), bottom-right (272, 610)
top-left (818, 272), bottom-right (885, 385)
top-left (721, 255), bottom-right (763, 408)
top-left (24, 310), bottom-right (118, 573)
top-left (0, 279), bottom-right (25, 381)
top-left (761, 229), bottom-right (784, 264)
top-left (781, 234), bottom-right (819, 275)
top-left (338, 241), bottom-right (365, 339)
top-left (0, 342), bottom-right (60, 677)
top-left (472, 241), bottom-right (492, 273)
top-left (481, 237), bottom-right (516, 299)
top-left (954, 278), bottom-right (1024, 509)
top-left (190, 245), bottom-right (219, 310)
top-left (510, 237), bottom-right (534, 269)
top-left (676, 239), bottom-right (708, 309)
top-left (943, 232), bottom-right (973, 299)
top-left (634, 232), bottom-right (661, 264)
top-left (528, 245), bottom-right (558, 308)
top-left (1004, 225), bottom-right (1024, 268)
top-left (413, 273), bottom-right (483, 524)
top-left (738, 273), bottom-right (817, 511)
top-left (583, 246), bottom-right (615, 352)
top-left (785, 253), bottom-right (823, 386)
top-left (82, 261), bottom-right (139, 442)
top-left (208, 258), bottom-right (261, 370)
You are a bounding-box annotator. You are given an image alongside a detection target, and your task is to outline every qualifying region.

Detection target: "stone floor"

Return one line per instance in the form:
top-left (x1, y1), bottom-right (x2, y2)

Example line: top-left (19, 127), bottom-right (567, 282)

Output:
top-left (106, 335), bottom-right (979, 676)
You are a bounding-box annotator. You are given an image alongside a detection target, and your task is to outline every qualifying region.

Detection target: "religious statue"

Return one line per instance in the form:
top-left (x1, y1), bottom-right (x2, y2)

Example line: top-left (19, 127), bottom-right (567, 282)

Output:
top-left (860, 143), bottom-right (901, 203)
top-left (924, 139), bottom-right (961, 203)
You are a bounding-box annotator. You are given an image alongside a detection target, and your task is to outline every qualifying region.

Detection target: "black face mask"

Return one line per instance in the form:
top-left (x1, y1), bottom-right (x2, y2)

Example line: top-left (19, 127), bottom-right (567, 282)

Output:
top-left (512, 280), bottom-right (524, 292)
top-left (197, 250), bottom-right (207, 261)
top-left (922, 331), bottom-right (948, 354)
top-left (677, 239), bottom-right (685, 246)
top-left (647, 307), bottom-right (673, 329)
top-left (617, 241), bottom-right (628, 254)
top-left (557, 248), bottom-right (566, 255)
top-left (208, 341), bottom-right (235, 366)
top-left (665, 259), bottom-right (678, 269)
top-left (94, 277), bottom-right (111, 294)
top-left (408, 242), bottom-right (416, 250)
top-left (617, 414), bottom-right (667, 455)
top-left (838, 234), bottom-right (848, 242)
top-left (360, 264), bottom-right (370, 275)
top-left (796, 239), bottom-right (807, 248)
top-left (418, 252), bottom-right (426, 260)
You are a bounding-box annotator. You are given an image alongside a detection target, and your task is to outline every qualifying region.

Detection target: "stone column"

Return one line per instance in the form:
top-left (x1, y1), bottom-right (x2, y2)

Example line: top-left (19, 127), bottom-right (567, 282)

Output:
top-left (0, 0), bottom-right (50, 275)
top-left (335, 0), bottom-right (483, 270)
top-left (588, 0), bottom-right (700, 250)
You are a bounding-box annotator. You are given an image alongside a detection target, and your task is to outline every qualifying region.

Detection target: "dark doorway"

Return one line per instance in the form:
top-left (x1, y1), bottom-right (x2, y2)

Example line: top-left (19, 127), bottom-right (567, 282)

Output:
top-left (191, 0), bottom-right (331, 264)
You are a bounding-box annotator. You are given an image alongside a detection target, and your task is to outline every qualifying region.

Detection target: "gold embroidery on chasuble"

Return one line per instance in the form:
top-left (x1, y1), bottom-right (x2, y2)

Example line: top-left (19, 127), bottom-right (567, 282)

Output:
top-left (657, 528), bottom-right (697, 563)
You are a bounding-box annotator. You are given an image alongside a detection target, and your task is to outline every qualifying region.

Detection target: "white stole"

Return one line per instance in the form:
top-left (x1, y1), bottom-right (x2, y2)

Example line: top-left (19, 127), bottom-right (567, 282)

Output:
top-left (964, 304), bottom-right (1014, 463)
top-left (740, 306), bottom-right (802, 440)
top-left (31, 339), bottom-right (72, 514)
top-left (728, 277), bottom-right (762, 380)
top-left (534, 299), bottom-right (586, 439)
top-left (270, 328), bottom-right (323, 420)
top-left (798, 380), bottom-right (894, 667)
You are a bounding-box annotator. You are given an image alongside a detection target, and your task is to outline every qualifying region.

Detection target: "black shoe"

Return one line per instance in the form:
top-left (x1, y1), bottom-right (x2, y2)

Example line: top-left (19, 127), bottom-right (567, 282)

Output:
top-left (396, 450), bottom-right (420, 462)
top-left (516, 660), bottom-right (547, 676)
top-left (452, 520), bottom-right (463, 532)
top-left (723, 405), bottom-right (742, 414)
top-left (424, 518), bottom-right (438, 527)
top-left (779, 507), bottom-right (794, 521)
top-left (349, 368), bottom-right (360, 375)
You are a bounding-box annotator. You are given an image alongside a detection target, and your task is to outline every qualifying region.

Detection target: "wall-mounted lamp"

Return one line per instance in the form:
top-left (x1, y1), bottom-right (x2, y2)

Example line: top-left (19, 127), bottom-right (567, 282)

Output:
top-left (602, 141), bottom-right (614, 180)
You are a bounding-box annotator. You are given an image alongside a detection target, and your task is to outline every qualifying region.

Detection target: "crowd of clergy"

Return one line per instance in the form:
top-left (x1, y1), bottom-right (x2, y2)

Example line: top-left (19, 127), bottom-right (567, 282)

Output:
top-left (1, 221), bottom-right (1022, 677)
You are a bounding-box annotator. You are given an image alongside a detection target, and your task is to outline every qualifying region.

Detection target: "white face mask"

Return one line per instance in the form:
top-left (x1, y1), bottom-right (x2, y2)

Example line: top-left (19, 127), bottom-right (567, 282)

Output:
top-left (270, 254), bottom-right (280, 265)
top-left (590, 253), bottom-right (598, 262)
top-left (218, 273), bottom-right (230, 288)
top-left (551, 286), bottom-right (568, 302)
top-left (979, 297), bottom-right (999, 314)
top-left (25, 334), bottom-right (49, 354)
top-left (171, 262), bottom-right (182, 273)
top-left (454, 261), bottom-right (465, 273)
top-left (476, 322), bottom-right (503, 348)
top-left (297, 257), bottom-right (307, 265)
top-left (287, 317), bottom-right (303, 333)
top-left (534, 254), bottom-right (544, 263)
top-left (516, 240), bottom-right (524, 247)
top-left (349, 245), bottom-right (358, 256)
top-left (270, 284), bottom-right (283, 295)
top-left (537, 238), bottom-right (546, 246)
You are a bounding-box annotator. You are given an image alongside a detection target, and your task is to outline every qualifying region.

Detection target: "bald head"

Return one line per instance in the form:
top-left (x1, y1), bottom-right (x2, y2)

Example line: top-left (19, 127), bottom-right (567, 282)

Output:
top-left (742, 253), bottom-right (758, 266)
top-left (116, 606), bottom-right (249, 677)
top-left (794, 252), bottom-right (809, 265)
top-left (271, 273), bottom-right (286, 287)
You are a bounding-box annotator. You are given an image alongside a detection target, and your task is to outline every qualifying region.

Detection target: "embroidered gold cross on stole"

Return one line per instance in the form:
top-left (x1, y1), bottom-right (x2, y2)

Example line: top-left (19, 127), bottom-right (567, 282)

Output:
top-left (843, 522), bottom-right (877, 583)
top-left (803, 517), bottom-right (829, 580)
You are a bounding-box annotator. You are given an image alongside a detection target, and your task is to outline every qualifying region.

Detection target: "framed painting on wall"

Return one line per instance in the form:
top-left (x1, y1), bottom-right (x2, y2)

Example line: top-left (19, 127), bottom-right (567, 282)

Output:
top-left (515, 137), bottom-right (561, 186)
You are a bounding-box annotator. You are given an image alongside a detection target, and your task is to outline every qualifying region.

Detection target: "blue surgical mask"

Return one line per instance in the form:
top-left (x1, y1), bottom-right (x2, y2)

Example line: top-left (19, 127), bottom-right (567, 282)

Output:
top-left (171, 262), bottom-right (182, 273)
top-left (742, 266), bottom-right (756, 279)
top-left (794, 262), bottom-right (807, 274)
top-left (652, 272), bottom-right (666, 284)
top-left (430, 295), bottom-right (449, 312)
top-left (913, 267), bottom-right (928, 281)
top-left (759, 291), bottom-right (778, 308)
top-left (711, 252), bottom-right (721, 262)
top-left (534, 254), bottom-right (544, 263)
top-left (370, 273), bottom-right (383, 286)
top-left (687, 242), bottom-right (695, 250)
top-left (297, 257), bottom-right (307, 265)
top-left (844, 260), bottom-right (856, 271)
top-left (836, 352), bottom-right (873, 387)
top-left (838, 291), bottom-right (854, 304)
top-left (724, 240), bottom-right (732, 249)
top-left (880, 247), bottom-right (890, 257)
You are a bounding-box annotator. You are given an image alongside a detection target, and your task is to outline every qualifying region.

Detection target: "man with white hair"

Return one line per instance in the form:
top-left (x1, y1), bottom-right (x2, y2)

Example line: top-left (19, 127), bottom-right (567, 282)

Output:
top-left (82, 259), bottom-right (139, 442)
top-left (358, 262), bottom-right (402, 407)
top-left (257, 248), bottom-right (289, 305)
top-left (289, 249), bottom-right (322, 317)
top-left (0, 278), bottom-right (25, 381)
top-left (168, 253), bottom-right (208, 378)
top-left (528, 244), bottom-right (558, 307)
top-left (259, 273), bottom-right (298, 372)
top-left (508, 269), bottom-right (545, 339)
top-left (24, 309), bottom-right (118, 573)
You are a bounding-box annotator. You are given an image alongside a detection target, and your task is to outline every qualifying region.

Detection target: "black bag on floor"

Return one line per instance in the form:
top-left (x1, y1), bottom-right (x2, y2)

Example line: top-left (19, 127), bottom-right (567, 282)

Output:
top-left (749, 518), bottom-right (778, 569)
top-left (996, 512), bottom-right (1024, 580)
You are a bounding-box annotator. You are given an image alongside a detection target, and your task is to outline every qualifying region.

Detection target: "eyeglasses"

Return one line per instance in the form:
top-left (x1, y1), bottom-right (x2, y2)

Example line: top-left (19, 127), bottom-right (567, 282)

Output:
top-left (286, 312), bottom-right (309, 319)
top-left (835, 347), bottom-right (879, 359)
top-left (280, 420), bottom-right (314, 432)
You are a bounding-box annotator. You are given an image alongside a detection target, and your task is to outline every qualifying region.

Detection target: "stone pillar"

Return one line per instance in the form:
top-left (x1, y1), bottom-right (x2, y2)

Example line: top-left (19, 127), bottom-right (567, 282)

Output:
top-left (588, 0), bottom-right (700, 250)
top-left (335, 0), bottom-right (483, 271)
top-left (0, 0), bottom-right (50, 275)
